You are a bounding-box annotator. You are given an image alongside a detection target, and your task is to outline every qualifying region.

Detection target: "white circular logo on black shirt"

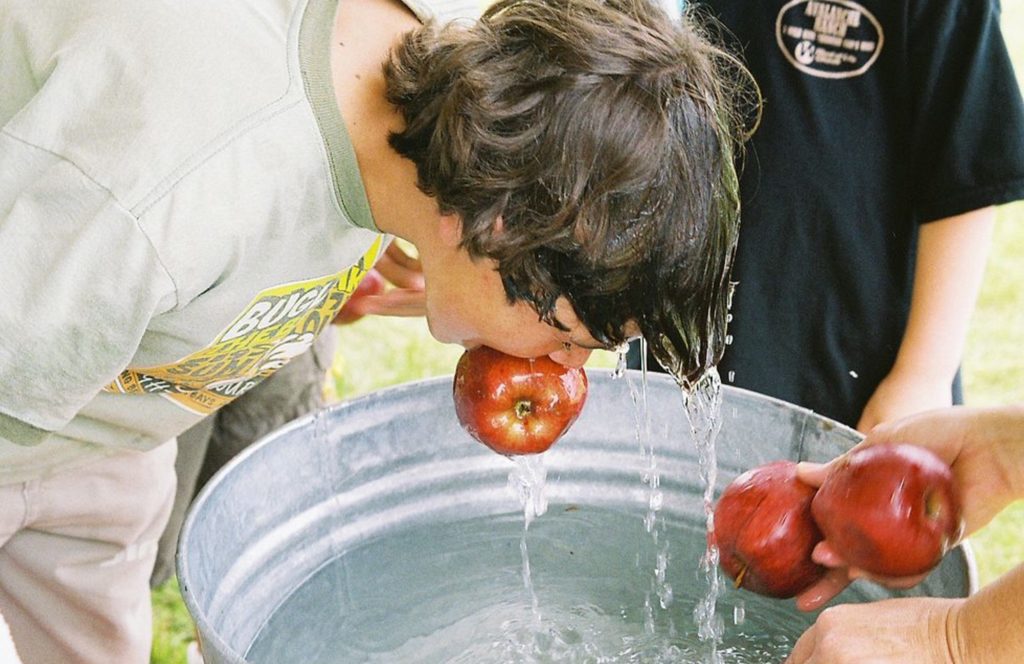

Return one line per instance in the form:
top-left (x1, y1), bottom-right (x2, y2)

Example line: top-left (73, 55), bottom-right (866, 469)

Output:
top-left (775, 0), bottom-right (884, 79)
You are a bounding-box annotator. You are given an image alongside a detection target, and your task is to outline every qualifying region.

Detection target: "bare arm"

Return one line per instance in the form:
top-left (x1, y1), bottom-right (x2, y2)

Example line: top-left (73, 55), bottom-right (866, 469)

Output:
top-left (954, 562), bottom-right (1024, 663)
top-left (857, 207), bottom-right (996, 432)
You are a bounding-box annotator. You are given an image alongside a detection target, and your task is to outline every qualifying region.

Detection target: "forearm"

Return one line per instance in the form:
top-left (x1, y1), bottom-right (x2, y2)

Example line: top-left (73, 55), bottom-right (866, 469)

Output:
top-left (954, 563), bottom-right (1024, 663)
top-left (894, 208), bottom-right (996, 382)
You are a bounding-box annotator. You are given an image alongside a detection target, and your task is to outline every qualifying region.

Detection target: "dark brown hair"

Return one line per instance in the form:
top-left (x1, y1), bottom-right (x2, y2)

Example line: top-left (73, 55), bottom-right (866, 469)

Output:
top-left (384, 0), bottom-right (755, 384)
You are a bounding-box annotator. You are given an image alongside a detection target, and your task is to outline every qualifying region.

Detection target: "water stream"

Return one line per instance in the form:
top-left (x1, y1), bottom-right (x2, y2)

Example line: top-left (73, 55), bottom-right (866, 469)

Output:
top-left (684, 367), bottom-right (726, 664)
top-left (479, 342), bottom-right (729, 661)
top-left (508, 454), bottom-right (549, 630)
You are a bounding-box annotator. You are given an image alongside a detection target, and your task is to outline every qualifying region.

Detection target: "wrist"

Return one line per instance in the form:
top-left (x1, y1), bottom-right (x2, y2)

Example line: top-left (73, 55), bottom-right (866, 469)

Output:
top-left (956, 564), bottom-right (1024, 663)
top-left (939, 598), bottom-right (969, 663)
top-left (977, 405), bottom-right (1024, 501)
top-left (887, 356), bottom-right (959, 387)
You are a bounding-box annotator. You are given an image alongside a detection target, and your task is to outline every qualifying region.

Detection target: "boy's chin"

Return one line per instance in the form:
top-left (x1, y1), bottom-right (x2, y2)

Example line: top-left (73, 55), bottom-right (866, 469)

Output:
top-left (424, 316), bottom-right (467, 347)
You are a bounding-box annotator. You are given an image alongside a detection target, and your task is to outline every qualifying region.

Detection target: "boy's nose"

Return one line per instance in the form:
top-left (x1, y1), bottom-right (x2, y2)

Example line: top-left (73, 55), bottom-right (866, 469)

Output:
top-left (547, 346), bottom-right (592, 368)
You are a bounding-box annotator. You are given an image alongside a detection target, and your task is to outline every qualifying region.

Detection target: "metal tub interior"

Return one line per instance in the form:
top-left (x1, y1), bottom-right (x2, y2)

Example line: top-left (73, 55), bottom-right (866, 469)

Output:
top-left (178, 370), bottom-right (976, 663)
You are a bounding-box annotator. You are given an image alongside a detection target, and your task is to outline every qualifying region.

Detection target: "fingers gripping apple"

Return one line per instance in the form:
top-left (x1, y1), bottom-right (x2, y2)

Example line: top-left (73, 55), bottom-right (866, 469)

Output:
top-left (452, 346), bottom-right (588, 455)
top-left (811, 444), bottom-right (964, 578)
top-left (333, 269), bottom-right (386, 324)
top-left (714, 444), bottom-right (963, 599)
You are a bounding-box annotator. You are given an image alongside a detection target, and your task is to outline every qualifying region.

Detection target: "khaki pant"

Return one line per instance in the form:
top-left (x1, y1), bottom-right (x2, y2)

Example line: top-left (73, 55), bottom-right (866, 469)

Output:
top-left (0, 440), bottom-right (177, 664)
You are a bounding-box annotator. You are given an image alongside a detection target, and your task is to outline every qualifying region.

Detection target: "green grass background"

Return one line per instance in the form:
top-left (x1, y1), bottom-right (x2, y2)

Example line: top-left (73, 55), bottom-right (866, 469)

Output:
top-left (151, 4), bottom-right (1024, 661)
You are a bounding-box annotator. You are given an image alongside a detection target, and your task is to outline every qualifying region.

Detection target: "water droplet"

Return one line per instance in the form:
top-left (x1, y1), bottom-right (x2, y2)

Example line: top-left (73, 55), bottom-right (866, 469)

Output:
top-left (612, 342), bottom-right (630, 379)
top-left (733, 601), bottom-right (746, 625)
top-left (658, 583), bottom-right (674, 609)
top-left (643, 511), bottom-right (657, 533)
top-left (643, 595), bottom-right (656, 635)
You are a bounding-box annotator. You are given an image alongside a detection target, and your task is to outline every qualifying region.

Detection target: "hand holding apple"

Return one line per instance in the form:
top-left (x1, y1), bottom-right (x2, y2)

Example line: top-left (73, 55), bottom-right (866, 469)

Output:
top-left (713, 461), bottom-right (827, 598)
top-left (452, 346), bottom-right (588, 456)
top-left (716, 443), bottom-right (963, 602)
top-left (811, 443), bottom-right (964, 578)
top-left (862, 406), bottom-right (1024, 538)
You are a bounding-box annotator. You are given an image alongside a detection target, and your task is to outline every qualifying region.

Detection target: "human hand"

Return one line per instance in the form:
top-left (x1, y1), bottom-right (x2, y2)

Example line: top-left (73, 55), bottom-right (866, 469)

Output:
top-left (333, 241), bottom-right (427, 323)
top-left (794, 405), bottom-right (1022, 610)
top-left (376, 239), bottom-right (425, 291)
top-left (863, 407), bottom-right (1021, 534)
top-left (791, 561), bottom-right (1024, 664)
top-left (785, 596), bottom-right (963, 663)
top-left (855, 366), bottom-right (953, 434)
top-left (790, 533), bottom-right (931, 612)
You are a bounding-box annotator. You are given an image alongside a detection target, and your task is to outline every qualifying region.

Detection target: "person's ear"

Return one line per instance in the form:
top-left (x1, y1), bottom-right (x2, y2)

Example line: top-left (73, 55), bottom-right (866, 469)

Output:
top-left (438, 214), bottom-right (462, 248)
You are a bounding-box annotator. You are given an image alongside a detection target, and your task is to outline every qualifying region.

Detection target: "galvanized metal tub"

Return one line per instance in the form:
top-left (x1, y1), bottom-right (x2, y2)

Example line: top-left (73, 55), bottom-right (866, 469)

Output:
top-left (178, 370), bottom-right (976, 663)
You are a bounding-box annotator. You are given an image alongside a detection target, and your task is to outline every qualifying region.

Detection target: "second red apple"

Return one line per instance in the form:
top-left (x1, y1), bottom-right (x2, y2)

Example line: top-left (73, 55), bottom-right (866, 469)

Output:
top-left (713, 461), bottom-right (827, 598)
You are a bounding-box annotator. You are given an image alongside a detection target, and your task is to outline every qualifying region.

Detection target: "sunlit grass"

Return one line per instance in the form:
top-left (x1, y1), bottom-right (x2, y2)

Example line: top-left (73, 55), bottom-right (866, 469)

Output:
top-left (151, 578), bottom-right (192, 664)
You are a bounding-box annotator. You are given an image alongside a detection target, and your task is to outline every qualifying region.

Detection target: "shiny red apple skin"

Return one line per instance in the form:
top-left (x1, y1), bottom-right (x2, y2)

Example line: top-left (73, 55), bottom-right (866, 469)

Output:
top-left (713, 461), bottom-right (827, 599)
top-left (811, 443), bottom-right (964, 578)
top-left (452, 346), bottom-right (588, 456)
top-left (333, 269), bottom-right (386, 324)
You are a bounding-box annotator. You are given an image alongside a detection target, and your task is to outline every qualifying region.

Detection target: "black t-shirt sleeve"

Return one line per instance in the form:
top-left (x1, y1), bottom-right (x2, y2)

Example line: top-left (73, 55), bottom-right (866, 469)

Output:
top-left (909, 0), bottom-right (1024, 223)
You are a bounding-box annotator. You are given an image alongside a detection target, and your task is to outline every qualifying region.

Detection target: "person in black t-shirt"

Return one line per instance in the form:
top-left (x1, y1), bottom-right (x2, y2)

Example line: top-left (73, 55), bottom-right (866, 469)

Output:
top-left (631, 0), bottom-right (1024, 431)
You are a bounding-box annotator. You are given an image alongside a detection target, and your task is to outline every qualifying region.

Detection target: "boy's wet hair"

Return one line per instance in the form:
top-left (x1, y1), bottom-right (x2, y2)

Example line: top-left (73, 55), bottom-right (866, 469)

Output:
top-left (384, 0), bottom-right (756, 384)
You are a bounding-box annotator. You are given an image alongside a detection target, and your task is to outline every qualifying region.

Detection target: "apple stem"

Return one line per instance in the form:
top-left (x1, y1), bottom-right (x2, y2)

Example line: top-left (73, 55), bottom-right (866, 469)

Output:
top-left (514, 400), bottom-right (533, 420)
top-left (734, 564), bottom-right (748, 589)
top-left (925, 489), bottom-right (944, 521)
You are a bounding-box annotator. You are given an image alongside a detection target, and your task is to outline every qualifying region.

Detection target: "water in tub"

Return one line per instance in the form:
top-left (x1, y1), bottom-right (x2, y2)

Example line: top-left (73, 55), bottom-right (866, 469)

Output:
top-left (245, 346), bottom-right (798, 663)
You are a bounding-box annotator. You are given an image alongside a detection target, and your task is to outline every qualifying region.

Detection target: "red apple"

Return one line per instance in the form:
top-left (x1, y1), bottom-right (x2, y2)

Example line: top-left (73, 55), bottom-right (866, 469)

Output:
top-left (811, 444), bottom-right (964, 578)
top-left (713, 461), bottom-right (827, 598)
top-left (452, 346), bottom-right (588, 455)
top-left (333, 269), bottom-right (386, 324)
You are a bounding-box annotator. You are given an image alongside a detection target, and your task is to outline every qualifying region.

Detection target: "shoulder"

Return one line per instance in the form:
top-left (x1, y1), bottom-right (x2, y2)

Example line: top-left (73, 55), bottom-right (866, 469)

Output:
top-left (3, 0), bottom-right (304, 207)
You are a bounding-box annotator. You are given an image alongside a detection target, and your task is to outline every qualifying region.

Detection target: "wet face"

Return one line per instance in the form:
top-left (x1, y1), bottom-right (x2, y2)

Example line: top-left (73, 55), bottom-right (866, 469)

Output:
top-left (419, 217), bottom-right (624, 368)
